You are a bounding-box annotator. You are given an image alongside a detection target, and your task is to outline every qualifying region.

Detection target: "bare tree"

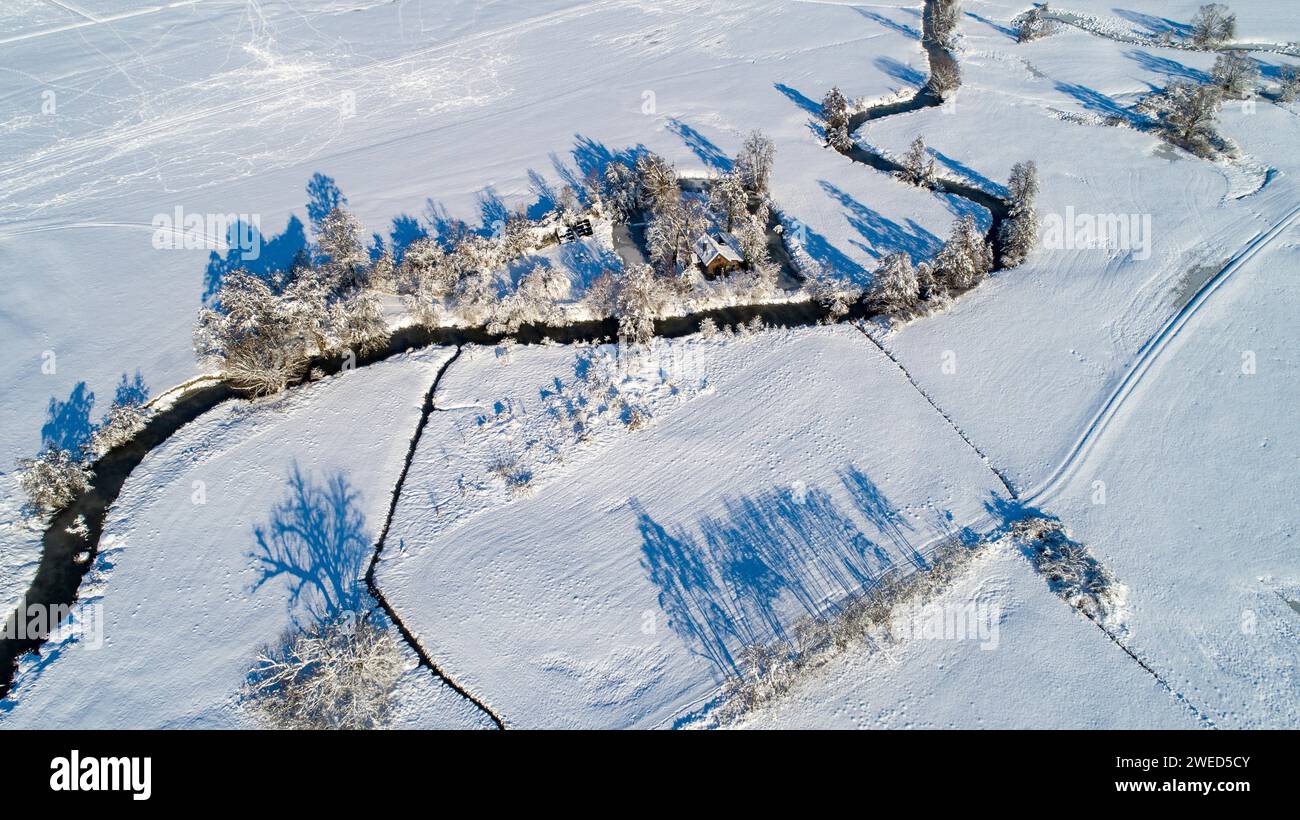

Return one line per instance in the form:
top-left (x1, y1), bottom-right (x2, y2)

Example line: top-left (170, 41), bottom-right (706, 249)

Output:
top-left (1211, 51), bottom-right (1258, 98)
top-left (927, 58), bottom-right (961, 99)
top-left (243, 613), bottom-right (403, 730)
top-left (1191, 3), bottom-right (1236, 47)
top-left (1143, 80), bottom-right (1224, 157)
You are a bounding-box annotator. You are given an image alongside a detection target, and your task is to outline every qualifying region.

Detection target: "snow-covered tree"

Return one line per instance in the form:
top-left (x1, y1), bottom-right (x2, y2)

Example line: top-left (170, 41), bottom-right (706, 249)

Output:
top-left (897, 135), bottom-right (936, 186)
top-left (935, 214), bottom-right (993, 290)
top-left (196, 271), bottom-right (309, 396)
top-left (998, 160), bottom-right (1040, 268)
top-left (868, 252), bottom-right (920, 317)
top-left (616, 263), bottom-right (666, 345)
top-left (83, 400), bottom-right (151, 460)
top-left (244, 613), bottom-right (403, 730)
top-left (396, 237), bottom-right (456, 325)
top-left (324, 288), bottom-right (387, 355)
top-left (1145, 81), bottom-right (1223, 157)
top-left (1191, 3), bottom-right (1235, 46)
top-left (647, 197), bottom-right (707, 275)
top-left (1211, 52), bottom-right (1258, 98)
top-left (821, 87), bottom-right (852, 150)
top-left (807, 265), bottom-right (858, 320)
top-left (601, 160), bottom-right (640, 220)
top-left (736, 130), bottom-right (776, 195)
top-left (923, 0), bottom-right (962, 48)
top-left (734, 212), bottom-right (773, 270)
top-left (1280, 64), bottom-right (1300, 103)
top-left (636, 153), bottom-right (680, 214)
top-left (709, 170), bottom-right (750, 231)
top-left (315, 207), bottom-right (370, 291)
top-left (18, 446), bottom-right (92, 517)
top-left (489, 263), bottom-right (568, 334)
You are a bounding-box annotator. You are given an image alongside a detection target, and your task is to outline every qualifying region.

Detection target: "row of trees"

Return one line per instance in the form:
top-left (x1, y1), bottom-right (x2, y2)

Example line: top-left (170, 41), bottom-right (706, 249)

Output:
top-left (869, 161), bottom-right (1038, 319)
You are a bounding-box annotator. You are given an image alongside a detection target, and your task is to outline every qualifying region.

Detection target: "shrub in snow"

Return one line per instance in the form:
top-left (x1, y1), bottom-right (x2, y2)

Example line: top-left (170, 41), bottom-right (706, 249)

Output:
top-left (83, 399), bottom-right (152, 460)
top-left (935, 213), bottom-right (992, 291)
top-left (1191, 3), bottom-right (1235, 47)
top-left (867, 252), bottom-right (920, 318)
top-left (896, 135), bottom-right (935, 187)
top-left (735, 130), bottom-right (776, 195)
top-left (1210, 52), bottom-right (1258, 99)
top-left (243, 613), bottom-right (403, 730)
top-left (698, 317), bottom-right (719, 339)
top-left (714, 532), bottom-right (987, 724)
top-left (1012, 517), bottom-right (1124, 627)
top-left (18, 446), bottom-right (92, 518)
top-left (997, 160), bottom-right (1040, 269)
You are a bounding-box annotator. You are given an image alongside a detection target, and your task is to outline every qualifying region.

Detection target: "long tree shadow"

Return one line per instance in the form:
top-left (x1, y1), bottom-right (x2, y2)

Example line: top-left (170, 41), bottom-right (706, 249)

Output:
top-left (249, 465), bottom-right (371, 625)
top-left (855, 7), bottom-right (920, 40)
top-left (1127, 49), bottom-right (1209, 83)
top-left (1054, 81), bottom-right (1143, 125)
top-left (875, 55), bottom-right (926, 87)
top-left (201, 216), bottom-right (310, 304)
top-left (819, 180), bottom-right (942, 264)
top-left (1113, 8), bottom-right (1192, 39)
top-left (637, 474), bottom-right (913, 678)
top-left (668, 119), bottom-right (733, 172)
top-left (41, 382), bottom-right (96, 453)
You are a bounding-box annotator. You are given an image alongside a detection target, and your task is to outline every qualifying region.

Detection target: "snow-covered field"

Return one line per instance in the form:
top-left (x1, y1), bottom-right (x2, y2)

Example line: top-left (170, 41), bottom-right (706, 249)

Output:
top-left (2, 0), bottom-right (1297, 729)
top-left (2, 347), bottom-right (491, 728)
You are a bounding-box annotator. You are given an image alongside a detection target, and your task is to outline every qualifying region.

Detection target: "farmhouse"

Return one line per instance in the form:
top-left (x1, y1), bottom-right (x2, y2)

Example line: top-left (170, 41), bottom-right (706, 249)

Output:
top-left (692, 231), bottom-right (744, 276)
